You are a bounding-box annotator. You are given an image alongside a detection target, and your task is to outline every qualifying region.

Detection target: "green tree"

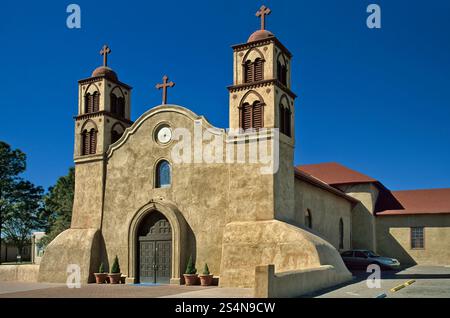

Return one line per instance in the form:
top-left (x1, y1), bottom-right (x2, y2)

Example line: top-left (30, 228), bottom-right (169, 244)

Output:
top-left (2, 180), bottom-right (44, 257)
top-left (39, 168), bottom-right (74, 248)
top-left (0, 141), bottom-right (27, 263)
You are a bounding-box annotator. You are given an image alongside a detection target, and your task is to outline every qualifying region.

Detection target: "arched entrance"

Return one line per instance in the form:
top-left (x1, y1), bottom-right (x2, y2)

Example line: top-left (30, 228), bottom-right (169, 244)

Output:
top-left (137, 212), bottom-right (172, 283)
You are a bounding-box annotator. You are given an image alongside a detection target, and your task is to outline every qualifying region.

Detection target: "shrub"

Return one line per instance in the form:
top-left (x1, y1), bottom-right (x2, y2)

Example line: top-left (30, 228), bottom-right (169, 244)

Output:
top-left (111, 256), bottom-right (121, 274)
top-left (202, 263), bottom-right (210, 275)
top-left (99, 262), bottom-right (106, 273)
top-left (185, 255), bottom-right (197, 275)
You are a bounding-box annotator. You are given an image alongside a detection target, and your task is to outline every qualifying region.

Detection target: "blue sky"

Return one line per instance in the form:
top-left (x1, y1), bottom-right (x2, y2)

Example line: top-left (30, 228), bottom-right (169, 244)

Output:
top-left (0, 0), bottom-right (449, 191)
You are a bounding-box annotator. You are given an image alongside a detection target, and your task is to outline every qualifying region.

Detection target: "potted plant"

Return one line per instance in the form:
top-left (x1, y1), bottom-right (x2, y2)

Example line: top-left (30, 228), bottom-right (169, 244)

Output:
top-left (94, 262), bottom-right (108, 284)
top-left (183, 255), bottom-right (198, 286)
top-left (108, 255), bottom-right (122, 284)
top-left (199, 263), bottom-right (213, 286)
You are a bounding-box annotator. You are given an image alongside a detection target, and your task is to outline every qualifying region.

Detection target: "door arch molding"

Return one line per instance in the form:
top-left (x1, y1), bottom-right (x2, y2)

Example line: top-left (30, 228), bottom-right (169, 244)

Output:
top-left (127, 199), bottom-right (188, 284)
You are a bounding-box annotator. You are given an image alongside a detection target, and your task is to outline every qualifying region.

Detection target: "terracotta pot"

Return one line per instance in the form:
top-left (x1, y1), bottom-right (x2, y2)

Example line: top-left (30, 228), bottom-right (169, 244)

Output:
top-left (183, 274), bottom-right (199, 286)
top-left (94, 273), bottom-right (108, 284)
top-left (108, 273), bottom-right (122, 284)
top-left (199, 274), bottom-right (214, 286)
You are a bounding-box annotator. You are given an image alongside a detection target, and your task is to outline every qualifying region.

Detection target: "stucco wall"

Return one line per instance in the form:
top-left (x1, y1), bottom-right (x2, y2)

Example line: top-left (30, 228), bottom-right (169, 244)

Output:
top-left (101, 106), bottom-right (279, 283)
top-left (338, 183), bottom-right (379, 251)
top-left (220, 220), bottom-right (352, 288)
top-left (254, 264), bottom-right (351, 298)
top-left (294, 179), bottom-right (353, 251)
top-left (376, 214), bottom-right (450, 266)
top-left (0, 265), bottom-right (39, 282)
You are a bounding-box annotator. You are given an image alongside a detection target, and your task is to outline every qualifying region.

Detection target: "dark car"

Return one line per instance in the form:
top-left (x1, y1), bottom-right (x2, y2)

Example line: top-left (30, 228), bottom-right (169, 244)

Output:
top-left (341, 250), bottom-right (400, 270)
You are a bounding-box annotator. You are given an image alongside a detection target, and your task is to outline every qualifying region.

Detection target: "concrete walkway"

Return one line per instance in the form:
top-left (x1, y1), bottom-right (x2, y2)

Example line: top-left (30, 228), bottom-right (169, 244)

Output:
top-left (304, 266), bottom-right (450, 298)
top-left (0, 282), bottom-right (254, 298)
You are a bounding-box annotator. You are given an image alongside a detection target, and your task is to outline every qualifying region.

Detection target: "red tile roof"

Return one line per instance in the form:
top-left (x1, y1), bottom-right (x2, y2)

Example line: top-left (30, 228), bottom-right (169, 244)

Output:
top-left (297, 162), bottom-right (377, 185)
top-left (377, 188), bottom-right (450, 216)
top-left (294, 168), bottom-right (359, 204)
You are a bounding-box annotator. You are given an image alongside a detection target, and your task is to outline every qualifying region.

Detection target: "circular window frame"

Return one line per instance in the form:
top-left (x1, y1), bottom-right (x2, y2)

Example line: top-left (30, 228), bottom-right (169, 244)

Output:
top-left (153, 122), bottom-right (173, 147)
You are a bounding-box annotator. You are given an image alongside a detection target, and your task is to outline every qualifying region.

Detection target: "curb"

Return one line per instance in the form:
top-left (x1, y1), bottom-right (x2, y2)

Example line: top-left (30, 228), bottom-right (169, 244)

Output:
top-left (390, 280), bottom-right (416, 292)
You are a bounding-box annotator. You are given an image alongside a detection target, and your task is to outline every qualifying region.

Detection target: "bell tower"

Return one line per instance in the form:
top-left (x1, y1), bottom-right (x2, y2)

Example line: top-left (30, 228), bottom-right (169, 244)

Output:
top-left (228, 6), bottom-right (297, 223)
top-left (228, 5), bottom-right (296, 141)
top-left (72, 44), bottom-right (133, 229)
top-left (75, 44), bottom-right (133, 158)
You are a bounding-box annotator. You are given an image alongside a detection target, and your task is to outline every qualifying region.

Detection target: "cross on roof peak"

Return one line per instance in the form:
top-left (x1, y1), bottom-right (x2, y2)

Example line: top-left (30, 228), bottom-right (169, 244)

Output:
top-left (156, 75), bottom-right (175, 105)
top-left (256, 5), bottom-right (271, 31)
top-left (100, 44), bottom-right (111, 67)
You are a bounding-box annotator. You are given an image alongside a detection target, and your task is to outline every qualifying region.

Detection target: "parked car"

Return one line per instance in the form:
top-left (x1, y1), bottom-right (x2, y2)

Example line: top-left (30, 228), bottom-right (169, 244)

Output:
top-left (341, 250), bottom-right (401, 270)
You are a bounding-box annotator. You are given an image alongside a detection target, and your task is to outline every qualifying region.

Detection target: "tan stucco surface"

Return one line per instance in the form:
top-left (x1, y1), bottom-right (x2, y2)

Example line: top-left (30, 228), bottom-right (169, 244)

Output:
top-left (38, 229), bottom-right (101, 283)
top-left (220, 220), bottom-right (351, 288)
top-left (294, 179), bottom-right (353, 251)
top-left (0, 265), bottom-right (39, 282)
top-left (376, 214), bottom-right (450, 265)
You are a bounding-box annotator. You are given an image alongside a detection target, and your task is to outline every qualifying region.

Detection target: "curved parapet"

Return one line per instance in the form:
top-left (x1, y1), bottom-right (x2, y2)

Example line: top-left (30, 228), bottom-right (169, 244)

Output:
top-left (219, 220), bottom-right (351, 290)
top-left (38, 229), bottom-right (103, 283)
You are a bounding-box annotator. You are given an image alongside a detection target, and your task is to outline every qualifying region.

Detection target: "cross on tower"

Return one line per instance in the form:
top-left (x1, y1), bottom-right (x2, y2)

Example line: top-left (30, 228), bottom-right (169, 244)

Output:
top-left (156, 75), bottom-right (175, 105)
top-left (100, 44), bottom-right (111, 67)
top-left (256, 5), bottom-right (271, 30)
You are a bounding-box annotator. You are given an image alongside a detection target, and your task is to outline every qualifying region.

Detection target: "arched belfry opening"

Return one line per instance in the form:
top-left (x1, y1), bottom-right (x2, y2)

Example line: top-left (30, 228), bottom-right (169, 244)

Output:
top-left (136, 211), bottom-right (172, 284)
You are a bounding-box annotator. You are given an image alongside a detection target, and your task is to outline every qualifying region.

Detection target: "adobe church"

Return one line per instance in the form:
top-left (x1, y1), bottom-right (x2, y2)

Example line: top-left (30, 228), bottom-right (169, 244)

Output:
top-left (38, 6), bottom-right (450, 297)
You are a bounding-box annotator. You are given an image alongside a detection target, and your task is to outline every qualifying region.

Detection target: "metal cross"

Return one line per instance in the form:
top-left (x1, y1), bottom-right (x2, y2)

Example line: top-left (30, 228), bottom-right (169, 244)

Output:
top-left (100, 44), bottom-right (111, 67)
top-left (156, 75), bottom-right (175, 105)
top-left (256, 5), bottom-right (271, 30)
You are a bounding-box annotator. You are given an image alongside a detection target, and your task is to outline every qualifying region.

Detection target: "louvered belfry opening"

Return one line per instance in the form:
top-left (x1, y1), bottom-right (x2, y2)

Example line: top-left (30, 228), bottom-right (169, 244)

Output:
top-left (244, 60), bottom-right (253, 83)
top-left (277, 61), bottom-right (288, 87)
top-left (252, 101), bottom-right (263, 129)
top-left (117, 97), bottom-right (125, 117)
top-left (244, 58), bottom-right (265, 84)
top-left (240, 101), bottom-right (264, 131)
top-left (279, 104), bottom-right (291, 137)
top-left (241, 103), bottom-right (252, 131)
top-left (110, 93), bottom-right (125, 118)
top-left (84, 93), bottom-right (92, 113)
top-left (89, 128), bottom-right (97, 154)
top-left (81, 128), bottom-right (98, 156)
top-left (82, 130), bottom-right (90, 155)
top-left (111, 130), bottom-right (121, 144)
top-left (92, 92), bottom-right (100, 112)
top-left (110, 93), bottom-right (117, 114)
top-left (84, 91), bottom-right (100, 114)
top-left (254, 58), bottom-right (264, 82)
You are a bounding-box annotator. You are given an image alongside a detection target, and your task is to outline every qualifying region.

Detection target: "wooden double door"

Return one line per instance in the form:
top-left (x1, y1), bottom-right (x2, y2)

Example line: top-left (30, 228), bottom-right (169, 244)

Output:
top-left (139, 217), bottom-right (172, 284)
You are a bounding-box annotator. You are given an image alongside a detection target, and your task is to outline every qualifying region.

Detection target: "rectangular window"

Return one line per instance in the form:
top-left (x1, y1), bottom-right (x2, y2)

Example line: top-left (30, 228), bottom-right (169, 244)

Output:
top-left (411, 227), bottom-right (425, 249)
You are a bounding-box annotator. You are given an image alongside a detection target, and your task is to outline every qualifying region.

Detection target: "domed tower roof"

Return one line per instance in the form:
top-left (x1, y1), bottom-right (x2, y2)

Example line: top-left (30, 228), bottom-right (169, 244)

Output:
top-left (91, 66), bottom-right (118, 81)
top-left (247, 29), bottom-right (274, 43)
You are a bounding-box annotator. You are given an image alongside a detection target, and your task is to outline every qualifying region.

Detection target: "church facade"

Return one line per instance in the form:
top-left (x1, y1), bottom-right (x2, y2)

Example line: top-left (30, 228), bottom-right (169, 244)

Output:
top-left (37, 7), bottom-right (450, 297)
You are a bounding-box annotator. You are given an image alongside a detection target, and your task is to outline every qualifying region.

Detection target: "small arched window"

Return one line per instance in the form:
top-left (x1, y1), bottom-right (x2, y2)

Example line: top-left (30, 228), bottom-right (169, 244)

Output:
top-left (305, 209), bottom-right (312, 229)
top-left (339, 218), bottom-right (344, 250)
top-left (156, 160), bottom-right (171, 188)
